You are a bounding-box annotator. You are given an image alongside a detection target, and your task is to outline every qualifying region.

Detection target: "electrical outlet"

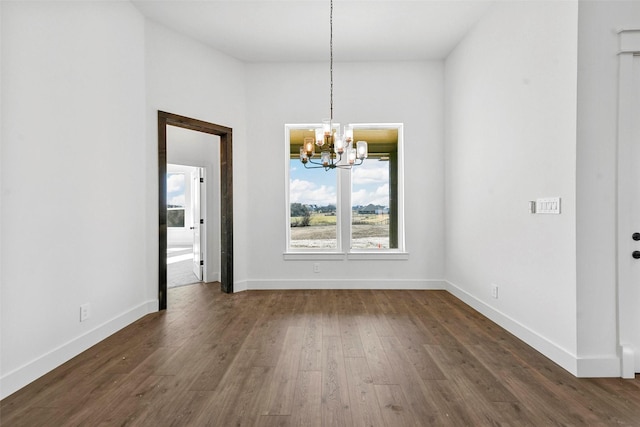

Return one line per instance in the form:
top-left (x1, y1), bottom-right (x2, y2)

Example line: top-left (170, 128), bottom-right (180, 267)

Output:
top-left (491, 284), bottom-right (499, 299)
top-left (313, 263), bottom-right (320, 273)
top-left (80, 303), bottom-right (91, 322)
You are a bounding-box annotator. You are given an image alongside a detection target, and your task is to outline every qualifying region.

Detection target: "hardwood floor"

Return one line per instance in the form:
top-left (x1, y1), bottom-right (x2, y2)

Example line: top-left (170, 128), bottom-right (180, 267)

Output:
top-left (2, 284), bottom-right (640, 426)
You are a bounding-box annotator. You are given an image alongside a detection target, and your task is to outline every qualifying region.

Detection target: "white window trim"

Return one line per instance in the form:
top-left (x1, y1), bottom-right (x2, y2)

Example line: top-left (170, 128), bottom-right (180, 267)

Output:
top-left (284, 122), bottom-right (407, 258)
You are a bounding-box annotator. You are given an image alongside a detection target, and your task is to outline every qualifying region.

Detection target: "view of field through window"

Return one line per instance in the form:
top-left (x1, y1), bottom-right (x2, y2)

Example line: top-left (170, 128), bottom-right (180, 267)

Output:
top-left (350, 159), bottom-right (391, 249)
top-left (289, 161), bottom-right (338, 249)
top-left (167, 172), bottom-right (186, 228)
top-left (289, 154), bottom-right (394, 250)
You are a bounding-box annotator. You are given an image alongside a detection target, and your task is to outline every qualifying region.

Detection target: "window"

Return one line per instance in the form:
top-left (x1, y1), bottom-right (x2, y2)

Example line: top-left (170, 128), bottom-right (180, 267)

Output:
top-left (286, 123), bottom-right (404, 254)
top-left (167, 172), bottom-right (186, 228)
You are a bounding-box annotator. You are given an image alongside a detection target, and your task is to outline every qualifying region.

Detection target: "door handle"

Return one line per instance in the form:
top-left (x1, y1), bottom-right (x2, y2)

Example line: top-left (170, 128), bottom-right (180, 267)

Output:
top-left (633, 251), bottom-right (640, 259)
top-left (633, 232), bottom-right (640, 241)
top-left (190, 226), bottom-right (195, 230)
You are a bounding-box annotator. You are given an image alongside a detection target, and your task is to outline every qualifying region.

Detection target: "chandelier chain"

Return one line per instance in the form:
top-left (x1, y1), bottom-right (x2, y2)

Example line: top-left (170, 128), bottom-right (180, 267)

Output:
top-left (330, 0), bottom-right (333, 123)
top-left (299, 0), bottom-right (367, 170)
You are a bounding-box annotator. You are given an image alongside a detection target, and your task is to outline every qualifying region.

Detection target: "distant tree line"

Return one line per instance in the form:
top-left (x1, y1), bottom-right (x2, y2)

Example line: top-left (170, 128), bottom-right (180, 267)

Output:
top-left (290, 202), bottom-right (389, 227)
top-left (290, 203), bottom-right (311, 227)
top-left (290, 203), bottom-right (340, 227)
top-left (354, 204), bottom-right (389, 214)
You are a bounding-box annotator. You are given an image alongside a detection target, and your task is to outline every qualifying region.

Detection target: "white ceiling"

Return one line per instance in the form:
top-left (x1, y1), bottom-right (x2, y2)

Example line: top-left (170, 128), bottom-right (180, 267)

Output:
top-left (131, 0), bottom-right (495, 62)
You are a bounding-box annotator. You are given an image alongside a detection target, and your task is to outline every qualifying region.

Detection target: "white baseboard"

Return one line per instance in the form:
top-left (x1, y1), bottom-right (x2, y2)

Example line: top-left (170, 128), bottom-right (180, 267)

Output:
top-left (577, 356), bottom-right (621, 378)
top-left (445, 280), bottom-right (580, 376)
top-left (236, 279), bottom-right (447, 291)
top-left (204, 271), bottom-right (220, 283)
top-left (620, 345), bottom-right (635, 379)
top-left (0, 300), bottom-right (158, 400)
top-left (234, 280), bottom-right (249, 292)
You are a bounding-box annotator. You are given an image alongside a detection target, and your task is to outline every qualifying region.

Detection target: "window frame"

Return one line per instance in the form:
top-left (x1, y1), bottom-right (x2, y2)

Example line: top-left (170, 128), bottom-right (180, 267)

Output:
top-left (348, 123), bottom-right (406, 254)
top-left (284, 123), bottom-right (407, 260)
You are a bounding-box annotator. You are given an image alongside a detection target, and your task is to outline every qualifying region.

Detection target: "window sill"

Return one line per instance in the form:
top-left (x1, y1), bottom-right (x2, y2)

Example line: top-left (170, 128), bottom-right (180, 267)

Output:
top-left (347, 252), bottom-right (409, 261)
top-left (283, 251), bottom-right (409, 261)
top-left (283, 252), bottom-right (346, 261)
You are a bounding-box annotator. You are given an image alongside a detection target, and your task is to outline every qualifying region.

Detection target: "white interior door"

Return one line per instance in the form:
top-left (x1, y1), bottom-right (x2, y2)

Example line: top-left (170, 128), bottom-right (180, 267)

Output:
top-left (192, 168), bottom-right (204, 281)
top-left (617, 44), bottom-right (640, 377)
top-left (630, 54), bottom-right (640, 373)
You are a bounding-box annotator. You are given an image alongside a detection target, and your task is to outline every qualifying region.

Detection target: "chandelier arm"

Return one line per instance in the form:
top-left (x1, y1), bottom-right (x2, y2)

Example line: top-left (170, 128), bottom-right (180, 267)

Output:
top-left (303, 160), bottom-right (337, 170)
top-left (305, 158), bottom-right (332, 168)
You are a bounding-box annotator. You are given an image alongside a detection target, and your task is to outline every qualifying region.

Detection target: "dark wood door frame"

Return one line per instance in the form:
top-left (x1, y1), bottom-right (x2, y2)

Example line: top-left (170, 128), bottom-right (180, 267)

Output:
top-left (158, 111), bottom-right (234, 309)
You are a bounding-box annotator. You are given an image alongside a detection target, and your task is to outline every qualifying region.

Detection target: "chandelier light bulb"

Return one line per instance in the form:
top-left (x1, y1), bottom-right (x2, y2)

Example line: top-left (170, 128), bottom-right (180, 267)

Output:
top-left (356, 141), bottom-right (368, 160)
top-left (304, 137), bottom-right (315, 157)
top-left (334, 133), bottom-right (344, 154)
top-left (348, 147), bottom-right (357, 165)
top-left (321, 151), bottom-right (331, 167)
top-left (344, 125), bottom-right (353, 143)
top-left (315, 128), bottom-right (324, 147)
top-left (322, 119), bottom-right (332, 137)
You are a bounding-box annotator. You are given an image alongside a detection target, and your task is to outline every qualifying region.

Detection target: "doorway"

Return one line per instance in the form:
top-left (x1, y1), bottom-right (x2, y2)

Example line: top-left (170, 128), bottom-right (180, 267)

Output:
top-left (158, 111), bottom-right (233, 310)
top-left (167, 163), bottom-right (205, 288)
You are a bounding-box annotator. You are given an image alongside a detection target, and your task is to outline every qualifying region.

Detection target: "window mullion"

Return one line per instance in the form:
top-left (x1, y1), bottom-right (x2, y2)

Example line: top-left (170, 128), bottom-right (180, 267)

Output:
top-left (338, 167), bottom-right (351, 252)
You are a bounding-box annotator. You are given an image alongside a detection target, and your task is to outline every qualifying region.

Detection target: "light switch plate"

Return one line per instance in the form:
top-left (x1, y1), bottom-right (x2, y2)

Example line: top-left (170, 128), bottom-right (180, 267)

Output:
top-left (536, 197), bottom-right (561, 214)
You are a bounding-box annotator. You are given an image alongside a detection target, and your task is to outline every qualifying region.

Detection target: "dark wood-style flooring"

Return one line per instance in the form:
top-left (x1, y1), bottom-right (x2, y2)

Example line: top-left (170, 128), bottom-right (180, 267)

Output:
top-left (2, 284), bottom-right (640, 426)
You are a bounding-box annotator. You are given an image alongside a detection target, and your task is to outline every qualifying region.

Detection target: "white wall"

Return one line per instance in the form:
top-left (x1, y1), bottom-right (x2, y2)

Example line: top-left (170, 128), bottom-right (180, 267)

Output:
top-left (243, 61), bottom-right (445, 289)
top-left (444, 1), bottom-right (579, 373)
top-left (0, 4), bottom-right (249, 399)
top-left (144, 21), bottom-right (248, 295)
top-left (167, 126), bottom-right (221, 281)
top-left (1, 1), bottom-right (149, 398)
top-left (576, 0), bottom-right (640, 376)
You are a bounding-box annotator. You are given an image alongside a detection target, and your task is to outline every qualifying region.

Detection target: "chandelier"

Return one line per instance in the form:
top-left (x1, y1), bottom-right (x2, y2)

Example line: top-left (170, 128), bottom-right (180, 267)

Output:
top-left (299, 0), bottom-right (368, 170)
